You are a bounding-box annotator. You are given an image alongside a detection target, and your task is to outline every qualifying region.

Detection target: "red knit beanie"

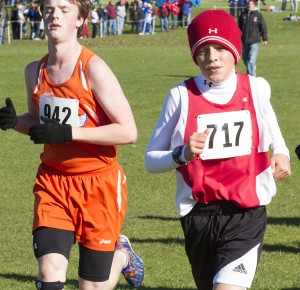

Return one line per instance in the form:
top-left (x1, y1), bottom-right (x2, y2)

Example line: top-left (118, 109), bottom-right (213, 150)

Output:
top-left (187, 10), bottom-right (242, 65)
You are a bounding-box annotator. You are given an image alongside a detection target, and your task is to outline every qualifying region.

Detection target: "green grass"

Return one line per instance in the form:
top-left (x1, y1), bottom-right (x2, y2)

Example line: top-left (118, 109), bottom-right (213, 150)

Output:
top-left (0, 1), bottom-right (299, 289)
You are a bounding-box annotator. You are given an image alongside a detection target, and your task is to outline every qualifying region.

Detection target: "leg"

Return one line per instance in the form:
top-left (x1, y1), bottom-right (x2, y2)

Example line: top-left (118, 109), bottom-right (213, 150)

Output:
top-left (78, 236), bottom-right (144, 290)
top-left (117, 17), bottom-right (121, 34)
top-left (37, 253), bottom-right (68, 283)
top-left (78, 246), bottom-right (126, 290)
top-left (103, 21), bottom-right (107, 36)
top-left (113, 20), bottom-right (117, 35)
top-left (165, 18), bottom-right (169, 31)
top-left (242, 44), bottom-right (250, 74)
top-left (160, 18), bottom-right (164, 31)
top-left (108, 19), bottom-right (111, 35)
top-left (33, 228), bottom-right (74, 289)
top-left (181, 203), bottom-right (266, 290)
top-left (247, 43), bottom-right (260, 76)
top-left (76, 166), bottom-right (143, 289)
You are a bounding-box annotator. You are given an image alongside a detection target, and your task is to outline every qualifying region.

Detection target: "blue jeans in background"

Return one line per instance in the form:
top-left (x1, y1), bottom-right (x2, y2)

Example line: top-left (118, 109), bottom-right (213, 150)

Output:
top-left (160, 17), bottom-right (169, 32)
top-left (117, 17), bottom-right (125, 34)
top-left (242, 42), bottom-right (260, 76)
top-left (108, 19), bottom-right (117, 35)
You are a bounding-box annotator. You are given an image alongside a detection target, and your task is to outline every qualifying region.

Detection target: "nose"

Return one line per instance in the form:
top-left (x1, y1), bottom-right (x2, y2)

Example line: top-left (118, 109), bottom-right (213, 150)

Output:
top-left (207, 47), bottom-right (218, 62)
top-left (52, 8), bottom-right (60, 19)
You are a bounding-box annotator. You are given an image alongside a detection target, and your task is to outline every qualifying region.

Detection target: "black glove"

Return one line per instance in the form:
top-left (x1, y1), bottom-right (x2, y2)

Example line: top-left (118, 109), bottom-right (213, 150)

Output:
top-left (295, 145), bottom-right (300, 160)
top-left (28, 116), bottom-right (72, 144)
top-left (0, 98), bottom-right (17, 130)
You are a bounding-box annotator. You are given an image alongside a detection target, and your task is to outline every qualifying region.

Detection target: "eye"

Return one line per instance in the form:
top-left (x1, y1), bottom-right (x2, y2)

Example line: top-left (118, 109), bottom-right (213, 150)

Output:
top-left (214, 45), bottom-right (226, 51)
top-left (44, 7), bottom-right (54, 14)
top-left (198, 48), bottom-right (207, 54)
top-left (62, 8), bottom-right (70, 13)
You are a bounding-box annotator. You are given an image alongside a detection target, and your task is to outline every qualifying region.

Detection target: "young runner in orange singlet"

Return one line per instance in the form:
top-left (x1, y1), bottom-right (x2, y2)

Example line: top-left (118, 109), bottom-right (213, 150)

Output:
top-left (0, 0), bottom-right (144, 289)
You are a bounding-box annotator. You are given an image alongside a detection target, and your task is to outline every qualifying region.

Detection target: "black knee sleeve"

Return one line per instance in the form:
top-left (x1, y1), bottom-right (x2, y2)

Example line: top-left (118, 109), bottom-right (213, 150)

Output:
top-left (33, 227), bottom-right (74, 260)
top-left (35, 280), bottom-right (64, 290)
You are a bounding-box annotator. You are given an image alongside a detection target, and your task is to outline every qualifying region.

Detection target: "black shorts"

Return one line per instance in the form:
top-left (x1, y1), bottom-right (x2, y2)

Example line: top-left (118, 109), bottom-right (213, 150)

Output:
top-left (180, 201), bottom-right (267, 290)
top-left (33, 227), bottom-right (115, 282)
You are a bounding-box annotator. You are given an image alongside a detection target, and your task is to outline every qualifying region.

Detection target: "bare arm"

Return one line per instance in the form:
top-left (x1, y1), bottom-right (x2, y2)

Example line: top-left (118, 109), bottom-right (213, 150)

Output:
top-left (15, 61), bottom-right (40, 134)
top-left (0, 61), bottom-right (39, 134)
top-left (71, 55), bottom-right (137, 145)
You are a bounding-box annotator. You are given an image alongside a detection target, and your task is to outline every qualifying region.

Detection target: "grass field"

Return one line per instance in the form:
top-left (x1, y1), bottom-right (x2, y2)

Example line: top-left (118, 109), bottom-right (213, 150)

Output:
top-left (0, 1), bottom-right (299, 289)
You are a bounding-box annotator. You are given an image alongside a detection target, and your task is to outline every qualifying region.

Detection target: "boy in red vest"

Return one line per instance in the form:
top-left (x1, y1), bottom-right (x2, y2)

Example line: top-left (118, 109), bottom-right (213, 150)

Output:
top-left (145, 10), bottom-right (290, 290)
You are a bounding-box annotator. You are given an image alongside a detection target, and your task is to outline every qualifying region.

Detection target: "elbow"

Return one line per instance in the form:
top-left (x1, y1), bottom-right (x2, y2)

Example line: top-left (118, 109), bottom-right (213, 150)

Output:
top-left (127, 127), bottom-right (138, 144)
top-left (144, 152), bottom-right (155, 173)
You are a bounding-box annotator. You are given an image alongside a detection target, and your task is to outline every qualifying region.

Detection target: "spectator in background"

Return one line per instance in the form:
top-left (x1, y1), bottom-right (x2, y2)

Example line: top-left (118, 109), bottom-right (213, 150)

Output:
top-left (281, 0), bottom-right (287, 11)
top-left (39, 16), bottom-right (45, 39)
top-left (140, 1), bottom-right (148, 33)
top-left (0, 1), bottom-right (9, 45)
top-left (157, 2), bottom-right (169, 32)
top-left (130, 2), bottom-right (141, 33)
top-left (170, 0), bottom-right (179, 29)
top-left (147, 3), bottom-right (155, 34)
top-left (138, 1), bottom-right (145, 32)
top-left (91, 5), bottom-right (99, 38)
top-left (81, 17), bottom-right (90, 38)
top-left (182, 0), bottom-right (192, 27)
top-left (164, 0), bottom-right (172, 27)
top-left (238, 0), bottom-right (268, 76)
top-left (97, 3), bottom-right (108, 37)
top-left (291, 0), bottom-right (298, 12)
top-left (140, 3), bottom-right (154, 34)
top-left (11, 2), bottom-right (20, 39)
top-left (107, 0), bottom-right (117, 35)
top-left (17, 2), bottom-right (26, 37)
top-left (116, 0), bottom-right (126, 34)
top-left (27, 3), bottom-right (35, 39)
top-left (149, 2), bottom-right (156, 32)
top-left (22, 4), bottom-right (29, 36)
top-left (33, 5), bottom-right (42, 40)
top-left (177, 0), bottom-right (184, 27)
top-left (237, 0), bottom-right (247, 17)
top-left (229, 0), bottom-right (236, 17)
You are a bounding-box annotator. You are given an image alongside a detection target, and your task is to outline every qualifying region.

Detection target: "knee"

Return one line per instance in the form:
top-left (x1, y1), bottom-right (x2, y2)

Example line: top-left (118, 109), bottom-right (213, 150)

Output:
top-left (38, 254), bottom-right (68, 282)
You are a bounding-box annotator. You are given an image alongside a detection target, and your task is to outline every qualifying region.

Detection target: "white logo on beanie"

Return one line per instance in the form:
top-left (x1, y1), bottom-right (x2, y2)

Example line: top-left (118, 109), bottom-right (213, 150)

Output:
top-left (208, 28), bottom-right (218, 34)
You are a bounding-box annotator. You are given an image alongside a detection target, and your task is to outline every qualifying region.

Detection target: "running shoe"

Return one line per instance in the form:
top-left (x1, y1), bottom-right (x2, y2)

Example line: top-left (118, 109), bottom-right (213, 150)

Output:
top-left (117, 235), bottom-right (144, 288)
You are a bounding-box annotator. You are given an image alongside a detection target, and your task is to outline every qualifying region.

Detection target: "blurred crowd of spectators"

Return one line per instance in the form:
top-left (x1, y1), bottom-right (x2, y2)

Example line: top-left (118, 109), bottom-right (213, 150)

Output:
top-left (0, 0), bottom-right (199, 44)
top-left (89, 0), bottom-right (197, 37)
top-left (0, 0), bottom-right (45, 44)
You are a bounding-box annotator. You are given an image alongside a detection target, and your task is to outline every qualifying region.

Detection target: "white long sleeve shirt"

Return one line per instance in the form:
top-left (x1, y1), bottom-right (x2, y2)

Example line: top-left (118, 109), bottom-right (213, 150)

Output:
top-left (145, 72), bottom-right (290, 216)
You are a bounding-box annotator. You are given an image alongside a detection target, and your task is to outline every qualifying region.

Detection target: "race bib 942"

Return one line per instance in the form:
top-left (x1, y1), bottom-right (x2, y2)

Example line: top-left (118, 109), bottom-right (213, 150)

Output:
top-left (39, 95), bottom-right (79, 127)
top-left (197, 110), bottom-right (252, 160)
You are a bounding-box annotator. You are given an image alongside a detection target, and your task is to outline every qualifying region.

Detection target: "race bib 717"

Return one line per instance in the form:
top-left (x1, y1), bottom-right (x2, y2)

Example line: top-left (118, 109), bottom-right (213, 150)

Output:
top-left (197, 110), bottom-right (252, 160)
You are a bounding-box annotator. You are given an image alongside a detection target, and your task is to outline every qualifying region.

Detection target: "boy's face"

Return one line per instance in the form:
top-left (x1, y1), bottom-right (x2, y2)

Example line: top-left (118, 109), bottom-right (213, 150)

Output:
top-left (249, 0), bottom-right (257, 11)
top-left (196, 43), bottom-right (236, 83)
top-left (43, 0), bottom-right (83, 41)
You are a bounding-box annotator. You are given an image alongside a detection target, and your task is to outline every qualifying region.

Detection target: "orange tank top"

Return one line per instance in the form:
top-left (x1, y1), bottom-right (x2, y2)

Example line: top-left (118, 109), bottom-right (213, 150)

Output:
top-left (32, 46), bottom-right (117, 174)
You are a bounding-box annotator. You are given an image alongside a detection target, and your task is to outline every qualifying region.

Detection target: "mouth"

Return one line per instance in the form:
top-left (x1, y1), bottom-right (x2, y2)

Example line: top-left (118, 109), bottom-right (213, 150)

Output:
top-left (207, 66), bottom-right (221, 73)
top-left (50, 24), bottom-right (61, 29)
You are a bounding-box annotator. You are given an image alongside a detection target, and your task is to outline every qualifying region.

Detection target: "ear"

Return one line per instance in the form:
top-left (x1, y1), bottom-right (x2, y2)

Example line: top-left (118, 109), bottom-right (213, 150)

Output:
top-left (76, 17), bottom-right (84, 29)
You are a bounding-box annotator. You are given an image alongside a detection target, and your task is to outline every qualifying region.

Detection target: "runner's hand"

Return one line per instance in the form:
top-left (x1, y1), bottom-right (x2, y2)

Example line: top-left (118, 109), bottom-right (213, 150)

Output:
top-left (0, 98), bottom-right (17, 130)
top-left (28, 116), bottom-right (72, 144)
